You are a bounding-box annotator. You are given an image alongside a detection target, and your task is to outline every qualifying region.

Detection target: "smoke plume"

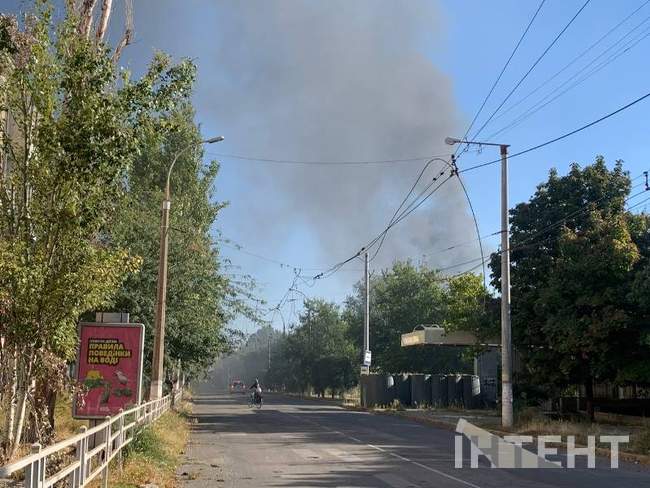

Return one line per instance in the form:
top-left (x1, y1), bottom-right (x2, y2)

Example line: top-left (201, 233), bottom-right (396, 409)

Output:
top-left (132, 0), bottom-right (481, 275)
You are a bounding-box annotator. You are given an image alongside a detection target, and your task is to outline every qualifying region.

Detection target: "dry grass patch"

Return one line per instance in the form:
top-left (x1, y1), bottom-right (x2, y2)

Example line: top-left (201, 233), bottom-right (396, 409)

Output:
top-left (514, 407), bottom-right (650, 456)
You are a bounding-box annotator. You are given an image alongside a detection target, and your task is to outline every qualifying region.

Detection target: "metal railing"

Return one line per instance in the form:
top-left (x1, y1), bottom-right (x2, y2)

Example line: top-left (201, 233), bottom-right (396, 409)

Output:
top-left (0, 390), bottom-right (182, 488)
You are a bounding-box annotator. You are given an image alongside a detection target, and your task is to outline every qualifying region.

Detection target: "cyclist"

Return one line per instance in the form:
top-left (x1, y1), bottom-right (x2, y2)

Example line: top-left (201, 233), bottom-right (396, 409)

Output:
top-left (249, 378), bottom-right (263, 404)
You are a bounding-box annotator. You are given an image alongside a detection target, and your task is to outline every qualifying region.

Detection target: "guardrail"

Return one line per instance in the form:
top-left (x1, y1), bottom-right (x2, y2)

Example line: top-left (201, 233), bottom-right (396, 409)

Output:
top-left (0, 390), bottom-right (183, 488)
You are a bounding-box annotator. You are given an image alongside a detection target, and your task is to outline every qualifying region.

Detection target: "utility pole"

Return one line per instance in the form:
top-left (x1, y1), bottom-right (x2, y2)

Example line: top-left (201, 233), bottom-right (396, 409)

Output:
top-left (500, 144), bottom-right (513, 428)
top-left (149, 136), bottom-right (223, 400)
top-left (363, 251), bottom-right (370, 370)
top-left (445, 136), bottom-right (513, 428)
top-left (149, 190), bottom-right (171, 400)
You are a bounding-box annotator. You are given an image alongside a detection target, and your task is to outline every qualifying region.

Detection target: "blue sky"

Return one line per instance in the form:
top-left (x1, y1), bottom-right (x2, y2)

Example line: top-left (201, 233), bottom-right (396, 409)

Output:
top-left (6, 1), bottom-right (650, 334)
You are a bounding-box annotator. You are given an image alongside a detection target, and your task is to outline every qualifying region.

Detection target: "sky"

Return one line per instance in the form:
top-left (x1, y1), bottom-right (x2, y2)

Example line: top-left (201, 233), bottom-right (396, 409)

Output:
top-left (5, 0), bottom-right (650, 334)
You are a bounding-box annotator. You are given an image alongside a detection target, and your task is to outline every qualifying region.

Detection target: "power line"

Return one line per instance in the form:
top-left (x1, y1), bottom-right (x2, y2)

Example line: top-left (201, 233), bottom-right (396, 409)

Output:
top-left (435, 178), bottom-right (648, 275)
top-left (459, 89), bottom-right (650, 174)
top-left (370, 158), bottom-right (450, 261)
top-left (488, 13), bottom-right (650, 140)
top-left (490, 0), bottom-right (650, 125)
top-left (219, 240), bottom-right (360, 272)
top-left (205, 152), bottom-right (452, 166)
top-left (314, 170), bottom-right (455, 280)
top-left (452, 156), bottom-right (488, 288)
top-left (367, 170), bottom-right (454, 263)
top-left (455, 0), bottom-right (547, 157)
top-left (628, 195), bottom-right (650, 211)
top-left (419, 230), bottom-right (502, 260)
top-left (466, 0), bottom-right (592, 146)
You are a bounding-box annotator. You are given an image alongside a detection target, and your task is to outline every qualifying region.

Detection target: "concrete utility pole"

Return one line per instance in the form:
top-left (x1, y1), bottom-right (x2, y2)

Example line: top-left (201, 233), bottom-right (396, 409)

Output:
top-left (363, 251), bottom-right (370, 369)
top-left (150, 135), bottom-right (224, 400)
top-left (445, 137), bottom-right (513, 428)
top-left (499, 144), bottom-right (513, 428)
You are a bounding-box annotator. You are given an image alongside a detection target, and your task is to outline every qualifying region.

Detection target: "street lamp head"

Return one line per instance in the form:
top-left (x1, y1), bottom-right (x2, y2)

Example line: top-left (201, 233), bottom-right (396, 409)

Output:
top-left (444, 137), bottom-right (461, 146)
top-left (204, 136), bottom-right (225, 144)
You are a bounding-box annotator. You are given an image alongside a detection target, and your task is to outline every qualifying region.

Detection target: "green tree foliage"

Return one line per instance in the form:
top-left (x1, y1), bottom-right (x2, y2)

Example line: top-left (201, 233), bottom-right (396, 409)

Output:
top-left (0, 3), bottom-right (218, 457)
top-left (109, 106), bottom-right (258, 383)
top-left (216, 262), bottom-right (494, 396)
top-left (216, 301), bottom-right (357, 397)
top-left (343, 262), bottom-right (480, 374)
top-left (490, 158), bottom-right (650, 419)
top-left (286, 299), bottom-right (357, 397)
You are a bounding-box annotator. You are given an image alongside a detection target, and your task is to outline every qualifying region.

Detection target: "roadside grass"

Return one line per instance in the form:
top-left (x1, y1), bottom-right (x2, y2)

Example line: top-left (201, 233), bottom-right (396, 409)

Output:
top-left (373, 402), bottom-right (650, 459)
top-left (53, 394), bottom-right (86, 442)
top-left (102, 400), bottom-right (192, 488)
top-left (514, 407), bottom-right (650, 456)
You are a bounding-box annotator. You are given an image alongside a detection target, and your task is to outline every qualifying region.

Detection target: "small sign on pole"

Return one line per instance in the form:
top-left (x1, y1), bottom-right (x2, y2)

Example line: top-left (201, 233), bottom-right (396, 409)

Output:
top-left (363, 349), bottom-right (372, 367)
top-left (73, 322), bottom-right (144, 419)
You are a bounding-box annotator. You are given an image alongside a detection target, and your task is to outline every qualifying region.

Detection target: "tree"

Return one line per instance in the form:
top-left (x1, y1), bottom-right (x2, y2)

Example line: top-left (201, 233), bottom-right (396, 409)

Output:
top-left (297, 299), bottom-right (356, 397)
top-left (0, 3), bottom-right (197, 458)
top-left (343, 261), bottom-right (473, 374)
top-left (110, 106), bottom-right (258, 384)
top-left (444, 273), bottom-right (498, 340)
top-left (490, 158), bottom-right (645, 419)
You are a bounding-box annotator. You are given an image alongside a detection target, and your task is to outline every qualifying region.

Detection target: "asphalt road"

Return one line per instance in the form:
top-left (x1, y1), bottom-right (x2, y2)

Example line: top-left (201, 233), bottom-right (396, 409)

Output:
top-left (179, 389), bottom-right (650, 488)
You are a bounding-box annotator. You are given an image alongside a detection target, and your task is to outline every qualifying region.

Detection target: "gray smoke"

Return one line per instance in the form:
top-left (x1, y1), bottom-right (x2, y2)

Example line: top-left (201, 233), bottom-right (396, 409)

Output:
top-left (130, 0), bottom-right (482, 273)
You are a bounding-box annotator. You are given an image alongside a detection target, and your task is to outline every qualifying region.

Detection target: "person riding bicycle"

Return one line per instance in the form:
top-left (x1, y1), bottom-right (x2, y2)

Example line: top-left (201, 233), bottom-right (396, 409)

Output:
top-left (249, 378), bottom-right (262, 403)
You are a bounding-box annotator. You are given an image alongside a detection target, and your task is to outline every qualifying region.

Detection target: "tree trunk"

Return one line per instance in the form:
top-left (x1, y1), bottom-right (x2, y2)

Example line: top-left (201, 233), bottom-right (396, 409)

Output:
top-left (2, 346), bottom-right (18, 460)
top-left (585, 378), bottom-right (595, 422)
top-left (46, 389), bottom-right (57, 435)
top-left (9, 353), bottom-right (34, 458)
top-left (77, 0), bottom-right (98, 38)
top-left (95, 0), bottom-right (113, 41)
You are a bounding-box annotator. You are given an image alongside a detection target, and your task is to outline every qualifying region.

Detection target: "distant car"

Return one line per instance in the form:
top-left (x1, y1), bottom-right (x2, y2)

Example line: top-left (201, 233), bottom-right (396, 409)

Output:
top-left (229, 380), bottom-right (246, 393)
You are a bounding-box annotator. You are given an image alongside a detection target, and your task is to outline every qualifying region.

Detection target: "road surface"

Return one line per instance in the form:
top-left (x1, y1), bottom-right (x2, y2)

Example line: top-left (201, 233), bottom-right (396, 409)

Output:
top-left (179, 389), bottom-right (650, 487)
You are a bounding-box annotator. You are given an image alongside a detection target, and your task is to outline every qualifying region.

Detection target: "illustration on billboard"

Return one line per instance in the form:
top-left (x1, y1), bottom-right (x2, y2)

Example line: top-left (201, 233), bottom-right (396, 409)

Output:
top-left (74, 322), bottom-right (144, 419)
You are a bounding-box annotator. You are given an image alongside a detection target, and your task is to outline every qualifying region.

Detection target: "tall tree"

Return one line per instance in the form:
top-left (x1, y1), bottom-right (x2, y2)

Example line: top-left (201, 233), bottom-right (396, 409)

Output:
top-left (110, 106), bottom-right (258, 384)
top-left (343, 261), bottom-right (473, 374)
top-left (490, 158), bottom-right (644, 419)
top-left (0, 3), bottom-right (196, 457)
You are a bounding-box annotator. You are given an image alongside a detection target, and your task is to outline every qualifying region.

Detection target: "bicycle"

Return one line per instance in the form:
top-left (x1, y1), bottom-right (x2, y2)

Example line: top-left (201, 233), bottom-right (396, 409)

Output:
top-left (249, 391), bottom-right (263, 409)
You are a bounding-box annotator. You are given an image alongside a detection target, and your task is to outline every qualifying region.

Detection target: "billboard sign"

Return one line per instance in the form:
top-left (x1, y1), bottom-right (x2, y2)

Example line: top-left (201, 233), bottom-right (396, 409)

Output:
top-left (73, 322), bottom-right (145, 419)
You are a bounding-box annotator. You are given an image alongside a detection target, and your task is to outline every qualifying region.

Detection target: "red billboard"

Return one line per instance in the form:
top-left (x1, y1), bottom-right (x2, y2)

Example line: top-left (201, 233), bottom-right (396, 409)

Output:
top-left (74, 322), bottom-right (144, 419)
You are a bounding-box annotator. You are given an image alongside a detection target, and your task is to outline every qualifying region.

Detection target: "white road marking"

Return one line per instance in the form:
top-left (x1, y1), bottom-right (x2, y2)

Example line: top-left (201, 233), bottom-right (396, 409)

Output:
top-left (276, 407), bottom-right (482, 488)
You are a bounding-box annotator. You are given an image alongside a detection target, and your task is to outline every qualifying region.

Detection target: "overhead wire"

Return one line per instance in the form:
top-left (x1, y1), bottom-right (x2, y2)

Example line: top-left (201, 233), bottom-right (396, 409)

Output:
top-left (490, 0), bottom-right (650, 125)
top-left (462, 0), bottom-right (592, 151)
top-left (454, 0), bottom-right (547, 157)
top-left (451, 154), bottom-right (488, 288)
top-left (488, 12), bottom-right (650, 140)
top-left (205, 152), bottom-right (452, 166)
top-left (369, 157), bottom-right (450, 262)
top-left (435, 177), bottom-right (648, 276)
top-left (366, 170), bottom-right (454, 263)
top-left (314, 169), bottom-right (455, 280)
top-left (459, 89), bottom-right (650, 174)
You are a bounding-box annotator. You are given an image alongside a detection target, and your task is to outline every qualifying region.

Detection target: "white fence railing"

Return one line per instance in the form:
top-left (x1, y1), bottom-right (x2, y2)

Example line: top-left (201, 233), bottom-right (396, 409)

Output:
top-left (0, 390), bottom-right (182, 488)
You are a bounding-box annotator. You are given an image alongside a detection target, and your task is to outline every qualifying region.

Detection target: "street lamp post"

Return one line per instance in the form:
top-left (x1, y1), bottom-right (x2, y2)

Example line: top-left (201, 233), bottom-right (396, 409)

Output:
top-left (445, 137), bottom-right (513, 429)
top-left (149, 135), bottom-right (224, 400)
